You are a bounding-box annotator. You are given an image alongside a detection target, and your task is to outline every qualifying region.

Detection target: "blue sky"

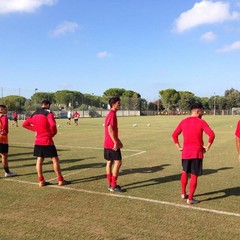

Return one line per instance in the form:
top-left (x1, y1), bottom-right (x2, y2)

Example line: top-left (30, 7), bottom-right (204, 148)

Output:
top-left (0, 0), bottom-right (240, 101)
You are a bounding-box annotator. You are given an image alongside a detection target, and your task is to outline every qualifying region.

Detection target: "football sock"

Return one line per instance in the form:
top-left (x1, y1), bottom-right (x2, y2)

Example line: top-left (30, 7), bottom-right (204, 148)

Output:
top-left (111, 176), bottom-right (118, 188)
top-left (4, 167), bottom-right (10, 173)
top-left (58, 175), bottom-right (64, 181)
top-left (38, 176), bottom-right (44, 182)
top-left (189, 174), bottom-right (198, 200)
top-left (106, 174), bottom-right (112, 186)
top-left (181, 171), bottom-right (188, 195)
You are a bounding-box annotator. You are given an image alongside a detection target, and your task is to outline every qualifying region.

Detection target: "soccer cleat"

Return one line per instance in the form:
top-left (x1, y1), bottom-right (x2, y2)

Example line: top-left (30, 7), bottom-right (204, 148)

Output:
top-left (181, 194), bottom-right (188, 199)
top-left (4, 171), bottom-right (17, 177)
top-left (187, 198), bottom-right (199, 205)
top-left (110, 185), bottom-right (123, 192)
top-left (58, 180), bottom-right (71, 186)
top-left (108, 185), bottom-right (112, 191)
top-left (39, 181), bottom-right (51, 187)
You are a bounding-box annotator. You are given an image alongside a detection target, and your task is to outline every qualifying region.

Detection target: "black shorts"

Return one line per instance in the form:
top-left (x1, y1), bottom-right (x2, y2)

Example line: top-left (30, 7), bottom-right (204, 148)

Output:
top-left (74, 119), bottom-right (78, 122)
top-left (182, 159), bottom-right (203, 176)
top-left (13, 118), bottom-right (18, 122)
top-left (104, 148), bottom-right (122, 161)
top-left (34, 145), bottom-right (58, 158)
top-left (0, 144), bottom-right (8, 154)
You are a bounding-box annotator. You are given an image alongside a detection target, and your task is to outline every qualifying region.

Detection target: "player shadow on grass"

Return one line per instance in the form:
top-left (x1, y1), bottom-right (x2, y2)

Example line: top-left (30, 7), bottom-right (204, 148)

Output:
top-left (70, 164), bottom-right (170, 184)
top-left (122, 167), bottom-right (233, 190)
top-left (195, 186), bottom-right (240, 202)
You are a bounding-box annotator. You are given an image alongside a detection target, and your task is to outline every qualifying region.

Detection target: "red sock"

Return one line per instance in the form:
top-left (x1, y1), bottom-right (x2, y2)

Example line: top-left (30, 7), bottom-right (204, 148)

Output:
top-left (111, 176), bottom-right (118, 188)
top-left (189, 174), bottom-right (198, 200)
top-left (38, 176), bottom-right (44, 182)
top-left (106, 174), bottom-right (112, 186)
top-left (181, 171), bottom-right (188, 195)
top-left (58, 175), bottom-right (64, 181)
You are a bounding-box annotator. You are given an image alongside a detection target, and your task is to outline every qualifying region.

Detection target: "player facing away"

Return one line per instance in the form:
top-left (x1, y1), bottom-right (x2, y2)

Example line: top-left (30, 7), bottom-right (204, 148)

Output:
top-left (172, 103), bottom-right (215, 204)
top-left (22, 100), bottom-right (70, 187)
top-left (0, 105), bottom-right (17, 177)
top-left (104, 96), bottom-right (124, 192)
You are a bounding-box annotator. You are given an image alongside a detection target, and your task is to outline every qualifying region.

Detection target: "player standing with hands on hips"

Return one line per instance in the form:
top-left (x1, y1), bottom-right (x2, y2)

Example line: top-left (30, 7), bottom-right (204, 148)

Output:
top-left (22, 100), bottom-right (70, 187)
top-left (104, 96), bottom-right (124, 192)
top-left (172, 103), bottom-right (215, 204)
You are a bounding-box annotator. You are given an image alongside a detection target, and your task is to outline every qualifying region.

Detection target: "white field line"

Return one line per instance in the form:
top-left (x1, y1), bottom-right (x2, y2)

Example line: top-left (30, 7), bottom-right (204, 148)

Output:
top-left (3, 178), bottom-right (240, 218)
top-left (47, 168), bottom-right (91, 182)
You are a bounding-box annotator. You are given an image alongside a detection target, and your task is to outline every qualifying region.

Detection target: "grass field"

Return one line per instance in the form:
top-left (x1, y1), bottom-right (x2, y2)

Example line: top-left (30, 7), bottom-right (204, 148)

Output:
top-left (1, 115), bottom-right (240, 239)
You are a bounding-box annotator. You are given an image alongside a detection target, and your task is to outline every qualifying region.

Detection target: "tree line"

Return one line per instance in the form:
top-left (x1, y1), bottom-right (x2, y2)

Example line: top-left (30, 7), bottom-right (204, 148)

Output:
top-left (0, 87), bottom-right (239, 114)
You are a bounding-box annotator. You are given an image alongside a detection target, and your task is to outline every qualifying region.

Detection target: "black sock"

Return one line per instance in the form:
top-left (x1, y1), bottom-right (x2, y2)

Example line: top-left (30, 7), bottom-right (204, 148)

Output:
top-left (4, 167), bottom-right (9, 173)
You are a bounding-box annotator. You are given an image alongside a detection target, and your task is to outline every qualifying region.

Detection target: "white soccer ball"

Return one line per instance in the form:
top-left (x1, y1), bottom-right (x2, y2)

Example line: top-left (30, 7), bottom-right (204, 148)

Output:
top-left (147, 124), bottom-right (151, 127)
top-left (57, 124), bottom-right (60, 127)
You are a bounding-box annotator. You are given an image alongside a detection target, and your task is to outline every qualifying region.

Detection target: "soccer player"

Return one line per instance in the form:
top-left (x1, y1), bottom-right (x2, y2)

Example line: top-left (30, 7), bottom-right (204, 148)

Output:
top-left (235, 121), bottom-right (240, 162)
top-left (73, 111), bottom-right (80, 126)
top-left (22, 99), bottom-right (70, 187)
top-left (172, 103), bottom-right (215, 204)
top-left (12, 111), bottom-right (18, 127)
top-left (0, 105), bottom-right (17, 177)
top-left (67, 110), bottom-right (72, 125)
top-left (104, 96), bottom-right (123, 192)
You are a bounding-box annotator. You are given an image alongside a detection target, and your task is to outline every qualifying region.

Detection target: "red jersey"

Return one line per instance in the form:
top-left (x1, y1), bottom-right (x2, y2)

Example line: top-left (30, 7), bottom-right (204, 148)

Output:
top-left (235, 120), bottom-right (240, 138)
top-left (172, 116), bottom-right (215, 159)
top-left (22, 108), bottom-right (57, 146)
top-left (73, 112), bottom-right (80, 119)
top-left (104, 109), bottom-right (118, 149)
top-left (0, 114), bottom-right (8, 144)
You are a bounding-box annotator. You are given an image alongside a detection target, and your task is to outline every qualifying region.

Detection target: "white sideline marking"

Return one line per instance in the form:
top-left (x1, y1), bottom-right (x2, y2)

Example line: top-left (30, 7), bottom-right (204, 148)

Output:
top-left (47, 168), bottom-right (91, 182)
top-left (4, 178), bottom-right (240, 218)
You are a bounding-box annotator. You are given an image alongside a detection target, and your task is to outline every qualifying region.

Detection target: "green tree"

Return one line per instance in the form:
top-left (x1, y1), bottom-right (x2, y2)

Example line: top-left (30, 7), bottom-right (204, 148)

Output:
top-left (224, 88), bottom-right (240, 109)
top-left (159, 88), bottom-right (180, 111)
top-left (54, 90), bottom-right (83, 109)
top-left (0, 95), bottom-right (26, 111)
top-left (178, 91), bottom-right (196, 111)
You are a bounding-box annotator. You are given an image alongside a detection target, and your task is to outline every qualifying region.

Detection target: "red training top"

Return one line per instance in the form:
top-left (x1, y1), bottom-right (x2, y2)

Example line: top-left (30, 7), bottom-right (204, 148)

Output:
top-left (22, 108), bottom-right (57, 145)
top-left (172, 116), bottom-right (215, 159)
top-left (0, 114), bottom-right (8, 144)
top-left (104, 109), bottom-right (118, 149)
top-left (235, 120), bottom-right (240, 138)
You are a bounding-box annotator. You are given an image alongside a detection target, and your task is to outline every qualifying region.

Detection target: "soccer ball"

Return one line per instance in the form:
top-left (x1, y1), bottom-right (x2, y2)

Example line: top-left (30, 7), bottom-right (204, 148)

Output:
top-left (147, 124), bottom-right (151, 127)
top-left (57, 124), bottom-right (60, 127)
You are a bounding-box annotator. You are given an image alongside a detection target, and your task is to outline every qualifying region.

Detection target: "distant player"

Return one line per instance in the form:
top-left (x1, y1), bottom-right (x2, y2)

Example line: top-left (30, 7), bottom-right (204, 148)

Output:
top-left (104, 96), bottom-right (124, 192)
top-left (73, 111), bottom-right (80, 126)
top-left (22, 99), bottom-right (70, 187)
top-left (172, 103), bottom-right (215, 204)
top-left (67, 111), bottom-right (72, 125)
top-left (12, 111), bottom-right (18, 127)
top-left (0, 105), bottom-right (17, 177)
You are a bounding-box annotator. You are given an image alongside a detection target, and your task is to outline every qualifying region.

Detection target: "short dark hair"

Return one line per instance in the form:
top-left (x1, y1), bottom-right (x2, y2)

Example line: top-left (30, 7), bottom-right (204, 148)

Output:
top-left (190, 103), bottom-right (203, 110)
top-left (108, 96), bottom-right (121, 107)
top-left (41, 99), bottom-right (51, 106)
top-left (0, 105), bottom-right (7, 109)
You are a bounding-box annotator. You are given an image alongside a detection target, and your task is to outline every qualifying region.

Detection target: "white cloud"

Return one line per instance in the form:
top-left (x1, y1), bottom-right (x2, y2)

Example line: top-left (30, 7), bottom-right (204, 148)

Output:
top-left (51, 21), bottom-right (80, 37)
top-left (97, 51), bottom-right (111, 59)
top-left (0, 0), bottom-right (57, 14)
top-left (174, 0), bottom-right (240, 33)
top-left (217, 40), bottom-right (240, 52)
top-left (201, 31), bottom-right (217, 41)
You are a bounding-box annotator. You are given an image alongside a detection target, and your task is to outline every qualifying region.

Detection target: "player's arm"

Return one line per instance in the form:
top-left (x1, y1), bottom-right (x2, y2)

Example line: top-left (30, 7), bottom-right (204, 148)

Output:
top-left (108, 125), bottom-right (121, 151)
top-left (22, 117), bottom-right (35, 132)
top-left (172, 124), bottom-right (182, 151)
top-left (202, 122), bottom-right (215, 152)
top-left (48, 113), bottom-right (57, 136)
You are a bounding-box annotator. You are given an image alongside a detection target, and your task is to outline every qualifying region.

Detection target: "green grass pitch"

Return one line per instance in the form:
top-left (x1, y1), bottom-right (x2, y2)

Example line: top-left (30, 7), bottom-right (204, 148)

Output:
top-left (1, 115), bottom-right (240, 239)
